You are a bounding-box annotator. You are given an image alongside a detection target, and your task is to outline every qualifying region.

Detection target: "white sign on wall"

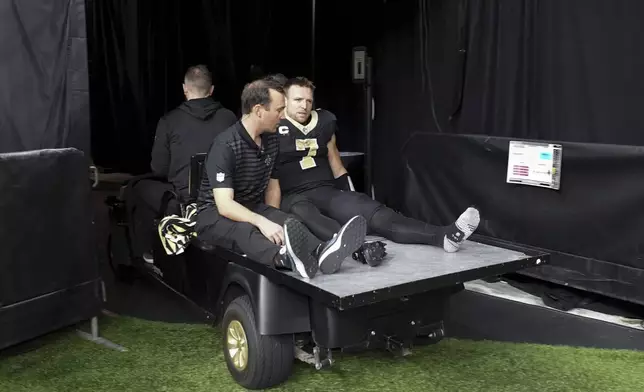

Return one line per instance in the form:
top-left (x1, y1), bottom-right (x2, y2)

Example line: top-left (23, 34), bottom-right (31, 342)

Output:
top-left (506, 141), bottom-right (562, 190)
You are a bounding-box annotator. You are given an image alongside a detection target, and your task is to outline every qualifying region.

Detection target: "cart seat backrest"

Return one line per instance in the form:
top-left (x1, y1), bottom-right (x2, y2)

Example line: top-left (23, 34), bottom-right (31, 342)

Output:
top-left (188, 153), bottom-right (207, 201)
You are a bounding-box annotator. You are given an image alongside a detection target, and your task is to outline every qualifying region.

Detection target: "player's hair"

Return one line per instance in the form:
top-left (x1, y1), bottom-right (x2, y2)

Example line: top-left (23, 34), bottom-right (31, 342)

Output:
top-left (184, 65), bottom-right (213, 95)
top-left (284, 76), bottom-right (316, 93)
top-left (264, 73), bottom-right (288, 87)
top-left (240, 77), bottom-right (285, 115)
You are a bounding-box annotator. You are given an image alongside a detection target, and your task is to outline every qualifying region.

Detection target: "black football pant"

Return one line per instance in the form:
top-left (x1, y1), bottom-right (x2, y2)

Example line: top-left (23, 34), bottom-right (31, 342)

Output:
top-left (282, 185), bottom-right (445, 247)
top-left (195, 203), bottom-right (294, 265)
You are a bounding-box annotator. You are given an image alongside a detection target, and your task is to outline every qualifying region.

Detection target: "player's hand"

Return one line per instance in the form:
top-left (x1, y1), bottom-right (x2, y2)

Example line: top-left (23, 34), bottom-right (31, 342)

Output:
top-left (257, 217), bottom-right (285, 245)
top-left (334, 173), bottom-right (354, 191)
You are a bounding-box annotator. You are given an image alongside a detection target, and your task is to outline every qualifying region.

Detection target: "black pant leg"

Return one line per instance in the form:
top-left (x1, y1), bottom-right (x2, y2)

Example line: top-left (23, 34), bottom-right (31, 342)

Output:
top-left (128, 179), bottom-right (175, 258)
top-left (369, 207), bottom-right (446, 247)
top-left (196, 207), bottom-right (281, 266)
top-left (281, 194), bottom-right (341, 241)
top-left (303, 186), bottom-right (381, 224)
top-left (308, 186), bottom-right (446, 246)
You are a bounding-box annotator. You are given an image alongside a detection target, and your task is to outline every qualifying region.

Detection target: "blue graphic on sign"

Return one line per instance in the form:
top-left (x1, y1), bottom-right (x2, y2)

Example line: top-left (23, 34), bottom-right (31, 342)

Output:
top-left (540, 152), bottom-right (552, 160)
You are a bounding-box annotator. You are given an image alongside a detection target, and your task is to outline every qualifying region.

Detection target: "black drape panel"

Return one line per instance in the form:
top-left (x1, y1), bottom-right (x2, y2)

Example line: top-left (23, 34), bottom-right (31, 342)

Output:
top-left (87, 0), bottom-right (239, 173)
top-left (454, 0), bottom-right (644, 144)
top-left (370, 0), bottom-right (464, 207)
top-left (372, 0), bottom-right (644, 206)
top-left (0, 0), bottom-right (90, 157)
top-left (86, 0), bottom-right (319, 174)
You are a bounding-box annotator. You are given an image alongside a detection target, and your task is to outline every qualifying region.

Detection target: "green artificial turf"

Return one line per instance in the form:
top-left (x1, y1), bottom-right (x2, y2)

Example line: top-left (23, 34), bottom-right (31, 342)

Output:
top-left (1, 315), bottom-right (643, 392)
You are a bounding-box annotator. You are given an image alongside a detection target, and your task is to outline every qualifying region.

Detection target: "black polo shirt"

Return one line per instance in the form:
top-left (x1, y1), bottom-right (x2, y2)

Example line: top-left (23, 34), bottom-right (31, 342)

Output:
top-left (197, 121), bottom-right (280, 213)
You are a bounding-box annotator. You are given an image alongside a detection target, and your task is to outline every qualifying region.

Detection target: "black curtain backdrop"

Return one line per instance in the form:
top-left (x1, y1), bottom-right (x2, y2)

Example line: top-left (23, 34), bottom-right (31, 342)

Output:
top-left (454, 0), bottom-right (644, 144)
top-left (0, 0), bottom-right (90, 157)
top-left (87, 0), bottom-right (235, 173)
top-left (314, 0), bottom-right (381, 153)
top-left (87, 0), bottom-right (318, 173)
top-left (372, 0), bottom-right (644, 205)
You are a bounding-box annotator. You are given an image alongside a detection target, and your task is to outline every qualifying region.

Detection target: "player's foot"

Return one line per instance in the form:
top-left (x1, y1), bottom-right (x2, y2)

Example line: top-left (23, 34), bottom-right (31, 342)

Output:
top-left (283, 218), bottom-right (321, 279)
top-left (315, 215), bottom-right (367, 274)
top-left (443, 207), bottom-right (480, 252)
top-left (352, 240), bottom-right (388, 267)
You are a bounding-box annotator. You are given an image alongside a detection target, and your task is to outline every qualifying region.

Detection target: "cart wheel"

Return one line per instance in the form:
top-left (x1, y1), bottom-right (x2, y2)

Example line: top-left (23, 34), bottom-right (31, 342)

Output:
top-left (222, 295), bottom-right (294, 390)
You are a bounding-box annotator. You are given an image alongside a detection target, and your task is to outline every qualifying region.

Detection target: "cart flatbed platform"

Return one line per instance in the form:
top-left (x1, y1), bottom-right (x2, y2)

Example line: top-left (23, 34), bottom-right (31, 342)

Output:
top-left (212, 235), bottom-right (548, 311)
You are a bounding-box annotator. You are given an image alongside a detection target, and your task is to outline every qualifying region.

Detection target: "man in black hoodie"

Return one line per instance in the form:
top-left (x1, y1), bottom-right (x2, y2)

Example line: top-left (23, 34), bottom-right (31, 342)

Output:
top-left (130, 65), bottom-right (236, 263)
top-left (150, 64), bottom-right (237, 197)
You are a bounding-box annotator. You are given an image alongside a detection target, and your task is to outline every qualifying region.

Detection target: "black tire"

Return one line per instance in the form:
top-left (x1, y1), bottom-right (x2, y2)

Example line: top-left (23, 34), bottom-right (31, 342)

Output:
top-left (222, 295), bottom-right (294, 390)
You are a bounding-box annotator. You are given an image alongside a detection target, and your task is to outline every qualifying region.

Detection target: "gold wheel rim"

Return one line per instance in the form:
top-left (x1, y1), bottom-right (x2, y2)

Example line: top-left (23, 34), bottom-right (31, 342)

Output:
top-left (226, 320), bottom-right (249, 371)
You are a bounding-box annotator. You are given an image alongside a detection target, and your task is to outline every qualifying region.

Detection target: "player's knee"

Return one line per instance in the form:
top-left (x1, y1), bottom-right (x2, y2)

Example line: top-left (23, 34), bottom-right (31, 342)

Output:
top-left (285, 194), bottom-right (316, 214)
top-left (368, 205), bottom-right (395, 229)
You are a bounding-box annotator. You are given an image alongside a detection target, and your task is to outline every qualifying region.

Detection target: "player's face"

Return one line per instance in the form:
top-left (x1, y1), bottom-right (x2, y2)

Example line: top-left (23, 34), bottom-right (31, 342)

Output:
top-left (261, 89), bottom-right (286, 132)
top-left (286, 85), bottom-right (313, 124)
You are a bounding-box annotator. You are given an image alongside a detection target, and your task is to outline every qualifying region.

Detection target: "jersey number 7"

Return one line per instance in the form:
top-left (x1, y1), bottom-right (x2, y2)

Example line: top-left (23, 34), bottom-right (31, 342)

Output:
top-left (296, 139), bottom-right (319, 170)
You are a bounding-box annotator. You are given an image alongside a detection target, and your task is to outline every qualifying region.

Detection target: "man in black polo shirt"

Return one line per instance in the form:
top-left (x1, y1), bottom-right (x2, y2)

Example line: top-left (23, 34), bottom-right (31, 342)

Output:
top-left (195, 78), bottom-right (367, 279)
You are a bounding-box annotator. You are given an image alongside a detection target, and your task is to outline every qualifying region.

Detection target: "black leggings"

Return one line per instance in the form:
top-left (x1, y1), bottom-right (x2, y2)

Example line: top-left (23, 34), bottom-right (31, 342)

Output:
top-left (284, 194), bottom-right (341, 241)
top-left (282, 185), bottom-right (445, 247)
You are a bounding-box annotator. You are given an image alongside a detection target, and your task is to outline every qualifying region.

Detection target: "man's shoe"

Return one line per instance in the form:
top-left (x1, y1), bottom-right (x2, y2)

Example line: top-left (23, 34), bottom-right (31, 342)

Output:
top-left (352, 240), bottom-right (387, 267)
top-left (315, 215), bottom-right (367, 274)
top-left (273, 246), bottom-right (294, 271)
top-left (284, 218), bottom-right (321, 279)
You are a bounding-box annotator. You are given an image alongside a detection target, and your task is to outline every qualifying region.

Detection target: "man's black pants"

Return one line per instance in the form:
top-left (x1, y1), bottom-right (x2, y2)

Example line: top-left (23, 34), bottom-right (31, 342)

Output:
top-left (126, 178), bottom-right (178, 259)
top-left (282, 184), bottom-right (445, 247)
top-left (195, 203), bottom-right (292, 265)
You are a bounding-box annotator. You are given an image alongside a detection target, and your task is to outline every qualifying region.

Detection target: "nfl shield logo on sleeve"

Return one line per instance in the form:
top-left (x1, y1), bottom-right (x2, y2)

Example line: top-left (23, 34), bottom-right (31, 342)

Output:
top-left (216, 172), bottom-right (225, 182)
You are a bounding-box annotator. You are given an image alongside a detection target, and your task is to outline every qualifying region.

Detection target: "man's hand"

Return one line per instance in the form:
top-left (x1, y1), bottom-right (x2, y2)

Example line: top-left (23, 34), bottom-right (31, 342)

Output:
top-left (256, 216), bottom-right (284, 245)
top-left (214, 188), bottom-right (285, 244)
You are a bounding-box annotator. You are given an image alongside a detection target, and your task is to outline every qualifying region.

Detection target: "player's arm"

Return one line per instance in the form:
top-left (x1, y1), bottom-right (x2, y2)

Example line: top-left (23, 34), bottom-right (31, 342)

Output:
top-left (207, 142), bottom-right (264, 226)
top-left (327, 133), bottom-right (355, 191)
top-left (327, 133), bottom-right (347, 178)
